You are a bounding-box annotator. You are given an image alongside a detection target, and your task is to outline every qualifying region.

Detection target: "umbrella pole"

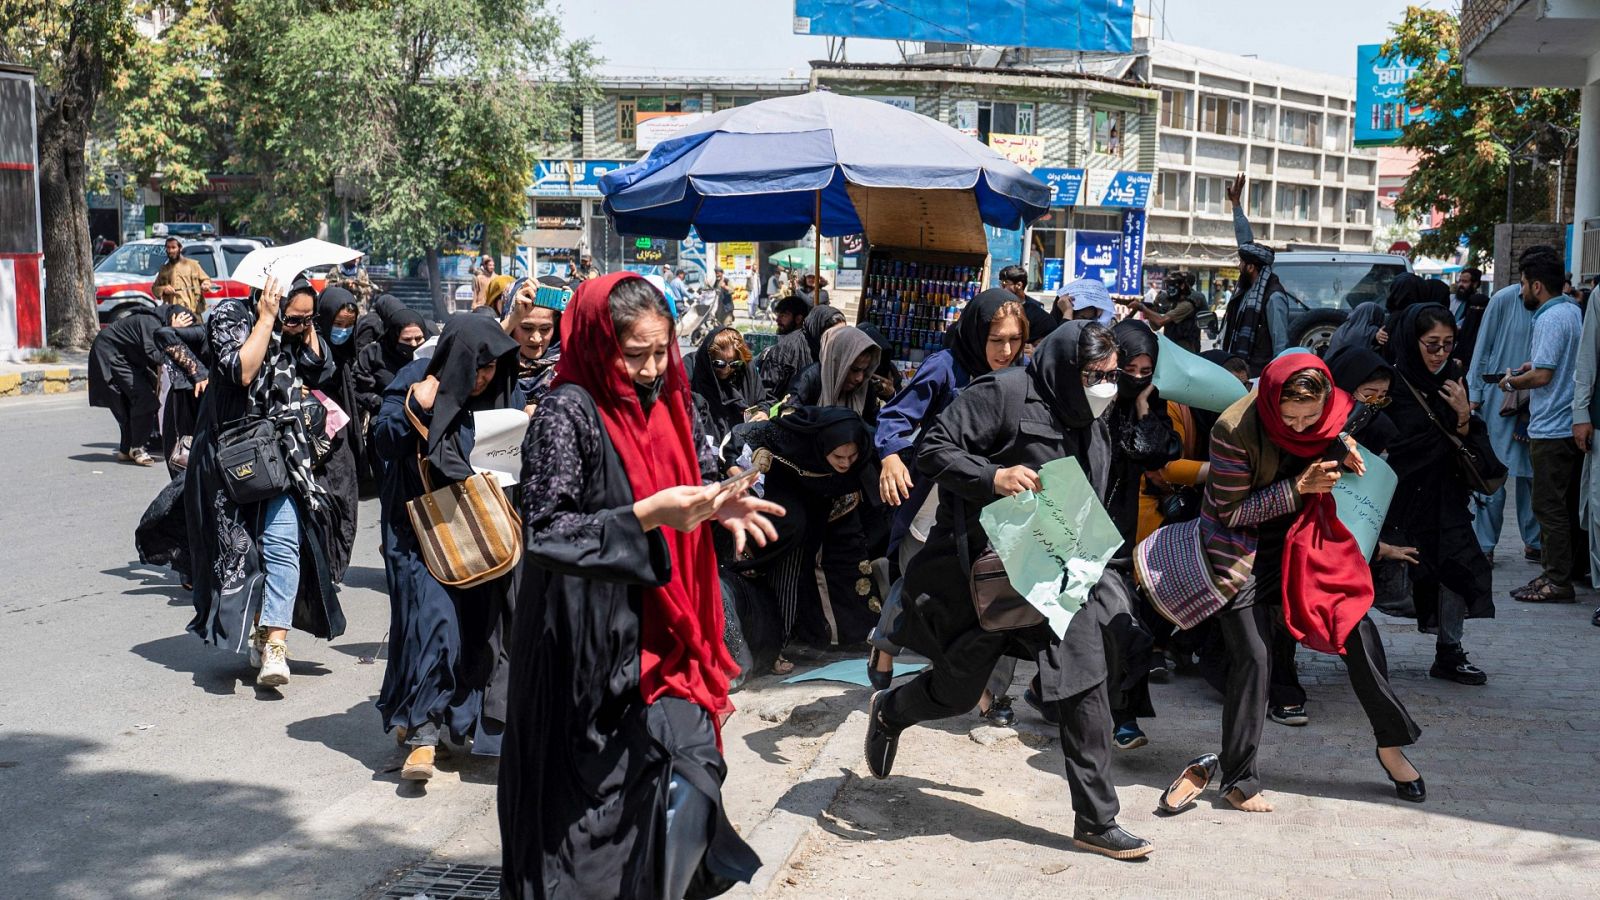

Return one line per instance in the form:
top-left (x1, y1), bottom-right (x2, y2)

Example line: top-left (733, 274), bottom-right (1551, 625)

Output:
top-left (813, 190), bottom-right (822, 305)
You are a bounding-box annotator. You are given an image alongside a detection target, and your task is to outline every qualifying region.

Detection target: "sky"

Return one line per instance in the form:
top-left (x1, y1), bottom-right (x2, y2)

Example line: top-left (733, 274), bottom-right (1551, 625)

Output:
top-left (555, 0), bottom-right (1445, 81)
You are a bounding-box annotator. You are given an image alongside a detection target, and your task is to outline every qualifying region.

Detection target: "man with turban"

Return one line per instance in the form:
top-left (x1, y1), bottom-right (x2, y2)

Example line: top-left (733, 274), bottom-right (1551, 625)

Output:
top-left (1218, 174), bottom-right (1294, 375)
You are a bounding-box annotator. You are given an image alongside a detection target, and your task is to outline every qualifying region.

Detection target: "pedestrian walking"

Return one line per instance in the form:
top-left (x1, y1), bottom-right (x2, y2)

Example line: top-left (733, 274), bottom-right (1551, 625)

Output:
top-left (354, 294), bottom-right (408, 356)
top-left (185, 277), bottom-right (344, 689)
top-left (997, 264), bottom-right (1058, 344)
top-left (504, 277), bottom-right (566, 413)
top-left (1451, 267), bottom-right (1490, 368)
top-left (372, 313), bottom-right (524, 777)
top-left (88, 304), bottom-right (167, 466)
top-left (1504, 252), bottom-right (1586, 603)
top-left (153, 304), bottom-right (209, 476)
top-left (866, 321), bottom-right (1154, 861)
top-left (1572, 288), bottom-right (1600, 626)
top-left (152, 236), bottom-right (214, 316)
top-left (498, 272), bottom-right (776, 898)
top-left (472, 255), bottom-right (497, 310)
top-left (1381, 304), bottom-right (1498, 682)
top-left (313, 286), bottom-right (364, 583)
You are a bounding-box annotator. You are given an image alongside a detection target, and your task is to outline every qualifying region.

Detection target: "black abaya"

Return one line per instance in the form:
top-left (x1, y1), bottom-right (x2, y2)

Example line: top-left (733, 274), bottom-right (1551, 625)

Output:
top-left (498, 384), bottom-right (758, 899)
top-left (89, 306), bottom-right (164, 452)
top-left (315, 287), bottom-right (363, 581)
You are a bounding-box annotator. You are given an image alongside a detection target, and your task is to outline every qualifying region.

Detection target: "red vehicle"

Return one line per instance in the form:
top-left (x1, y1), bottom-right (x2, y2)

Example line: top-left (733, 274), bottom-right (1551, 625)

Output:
top-left (94, 237), bottom-right (331, 324)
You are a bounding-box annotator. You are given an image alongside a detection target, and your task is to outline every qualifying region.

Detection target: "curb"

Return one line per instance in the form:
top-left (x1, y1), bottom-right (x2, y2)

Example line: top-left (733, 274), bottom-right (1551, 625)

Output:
top-left (0, 367), bottom-right (88, 399)
top-left (729, 708), bottom-right (868, 898)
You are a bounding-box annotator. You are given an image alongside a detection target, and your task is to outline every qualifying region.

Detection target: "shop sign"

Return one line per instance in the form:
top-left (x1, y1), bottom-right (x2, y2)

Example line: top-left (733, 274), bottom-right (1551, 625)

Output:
top-left (988, 133), bottom-right (1044, 171)
top-left (636, 113), bottom-right (708, 151)
top-left (1117, 209), bottom-right (1146, 296)
top-left (1073, 230), bottom-right (1120, 287)
top-left (1083, 170), bottom-right (1153, 209)
top-left (862, 95), bottom-right (916, 111)
top-left (624, 236), bottom-right (678, 266)
top-left (954, 100), bottom-right (979, 138)
top-left (1035, 168), bottom-right (1085, 207)
top-left (530, 159), bottom-right (635, 197)
top-left (1042, 257), bottom-right (1064, 293)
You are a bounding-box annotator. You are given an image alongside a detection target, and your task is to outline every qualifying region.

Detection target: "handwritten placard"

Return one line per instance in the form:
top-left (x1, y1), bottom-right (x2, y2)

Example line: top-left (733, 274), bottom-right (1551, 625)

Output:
top-left (978, 457), bottom-right (1124, 638)
top-left (1330, 441), bottom-right (1396, 560)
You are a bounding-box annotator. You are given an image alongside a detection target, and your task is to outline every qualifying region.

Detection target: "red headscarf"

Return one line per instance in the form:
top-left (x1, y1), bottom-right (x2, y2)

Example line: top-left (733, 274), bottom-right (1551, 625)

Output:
top-left (552, 272), bottom-right (735, 728)
top-left (1255, 354), bottom-right (1373, 655)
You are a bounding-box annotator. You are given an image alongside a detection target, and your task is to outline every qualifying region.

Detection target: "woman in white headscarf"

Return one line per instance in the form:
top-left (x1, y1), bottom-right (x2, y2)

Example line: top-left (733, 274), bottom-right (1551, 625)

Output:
top-left (1055, 277), bottom-right (1117, 328)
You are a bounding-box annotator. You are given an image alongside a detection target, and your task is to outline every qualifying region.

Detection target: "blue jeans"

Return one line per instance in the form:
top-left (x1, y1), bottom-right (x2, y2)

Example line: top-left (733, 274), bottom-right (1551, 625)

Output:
top-left (1472, 475), bottom-right (1541, 554)
top-left (259, 494), bottom-right (300, 630)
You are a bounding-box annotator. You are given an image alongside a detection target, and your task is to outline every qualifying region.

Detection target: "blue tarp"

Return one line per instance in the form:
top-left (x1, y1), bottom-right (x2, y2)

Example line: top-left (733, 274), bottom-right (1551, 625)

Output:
top-left (795, 0), bottom-right (1134, 53)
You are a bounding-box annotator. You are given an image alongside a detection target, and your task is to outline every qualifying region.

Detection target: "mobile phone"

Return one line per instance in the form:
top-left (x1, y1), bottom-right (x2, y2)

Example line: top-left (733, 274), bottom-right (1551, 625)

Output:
top-left (1481, 372), bottom-right (1505, 383)
top-left (716, 467), bottom-right (761, 495)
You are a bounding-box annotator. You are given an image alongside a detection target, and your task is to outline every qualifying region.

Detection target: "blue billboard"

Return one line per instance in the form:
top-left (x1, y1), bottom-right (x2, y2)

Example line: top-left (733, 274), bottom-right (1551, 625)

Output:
top-left (529, 159), bottom-right (637, 197)
top-left (793, 1), bottom-right (1134, 53)
top-left (1074, 230), bottom-right (1120, 287)
top-left (1032, 168), bottom-right (1151, 208)
top-left (1354, 44), bottom-right (1427, 147)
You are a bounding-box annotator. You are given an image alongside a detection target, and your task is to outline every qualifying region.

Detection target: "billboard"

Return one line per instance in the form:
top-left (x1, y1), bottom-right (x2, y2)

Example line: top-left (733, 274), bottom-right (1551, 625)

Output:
top-left (1355, 44), bottom-right (1428, 147)
top-left (1033, 168), bottom-right (1151, 208)
top-left (1074, 230), bottom-right (1120, 287)
top-left (529, 159), bottom-right (636, 198)
top-left (793, 0), bottom-right (1134, 53)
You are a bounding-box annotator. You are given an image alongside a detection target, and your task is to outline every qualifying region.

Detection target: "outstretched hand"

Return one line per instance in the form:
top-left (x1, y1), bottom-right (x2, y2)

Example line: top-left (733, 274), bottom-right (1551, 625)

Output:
top-left (1226, 173), bottom-right (1245, 205)
top-left (716, 493), bottom-right (784, 556)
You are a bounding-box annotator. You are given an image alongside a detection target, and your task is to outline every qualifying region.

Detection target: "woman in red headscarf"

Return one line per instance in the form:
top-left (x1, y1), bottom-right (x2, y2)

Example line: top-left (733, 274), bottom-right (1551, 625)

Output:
top-left (1156, 353), bottom-right (1423, 815)
top-left (497, 273), bottom-right (781, 899)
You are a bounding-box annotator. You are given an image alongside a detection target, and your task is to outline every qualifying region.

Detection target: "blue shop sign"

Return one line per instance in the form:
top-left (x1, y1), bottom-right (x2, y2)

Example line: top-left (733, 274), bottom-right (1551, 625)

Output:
top-left (1032, 168), bottom-right (1152, 209)
top-left (1073, 230), bottom-right (1120, 288)
top-left (529, 159), bottom-right (636, 197)
top-left (1035, 168), bottom-right (1085, 207)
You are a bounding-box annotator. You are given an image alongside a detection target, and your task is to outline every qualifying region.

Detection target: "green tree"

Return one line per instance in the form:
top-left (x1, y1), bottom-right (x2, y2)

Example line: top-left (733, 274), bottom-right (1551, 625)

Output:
top-left (1385, 6), bottom-right (1580, 262)
top-left (0, 1), bottom-right (142, 348)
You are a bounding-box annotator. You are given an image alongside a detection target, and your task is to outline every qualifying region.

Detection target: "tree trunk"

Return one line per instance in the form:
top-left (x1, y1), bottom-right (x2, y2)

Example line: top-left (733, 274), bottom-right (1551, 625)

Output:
top-left (426, 244), bottom-right (446, 321)
top-left (34, 36), bottom-right (107, 350)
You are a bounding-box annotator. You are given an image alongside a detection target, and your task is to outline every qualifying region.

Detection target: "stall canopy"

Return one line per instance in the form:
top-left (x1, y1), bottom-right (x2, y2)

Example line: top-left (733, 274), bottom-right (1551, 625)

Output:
top-left (598, 91), bottom-right (1051, 244)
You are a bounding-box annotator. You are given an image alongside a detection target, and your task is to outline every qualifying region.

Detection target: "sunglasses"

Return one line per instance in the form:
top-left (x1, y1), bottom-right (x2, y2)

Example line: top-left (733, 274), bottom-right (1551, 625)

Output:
top-left (1420, 340), bottom-right (1455, 354)
top-left (281, 314), bottom-right (315, 327)
top-left (710, 358), bottom-right (745, 370)
top-left (1081, 368), bottom-right (1120, 386)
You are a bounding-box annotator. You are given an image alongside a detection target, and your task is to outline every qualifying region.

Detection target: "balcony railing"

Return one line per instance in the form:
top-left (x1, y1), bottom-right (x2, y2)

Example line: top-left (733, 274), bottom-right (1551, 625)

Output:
top-left (1460, 0), bottom-right (1519, 56)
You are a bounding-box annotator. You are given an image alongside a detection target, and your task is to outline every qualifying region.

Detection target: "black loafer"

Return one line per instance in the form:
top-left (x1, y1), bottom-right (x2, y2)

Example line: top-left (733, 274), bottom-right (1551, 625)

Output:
top-left (1157, 753), bottom-right (1220, 814)
top-left (979, 694), bottom-right (1016, 728)
top-left (1072, 823), bottom-right (1153, 860)
top-left (1376, 748), bottom-right (1426, 803)
top-left (1022, 685), bottom-right (1062, 726)
top-left (867, 648), bottom-right (893, 692)
top-left (1430, 656), bottom-right (1488, 686)
top-left (865, 690), bottom-right (901, 780)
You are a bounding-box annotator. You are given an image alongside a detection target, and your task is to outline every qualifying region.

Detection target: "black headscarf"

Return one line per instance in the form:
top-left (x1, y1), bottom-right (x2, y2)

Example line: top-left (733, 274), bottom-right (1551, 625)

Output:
top-left (1110, 319), bottom-right (1159, 401)
top-left (946, 289), bottom-right (1020, 377)
top-left (315, 286), bottom-right (361, 363)
top-left (802, 305), bottom-right (846, 359)
top-left (1384, 273), bottom-right (1427, 313)
top-left (1382, 303), bottom-right (1459, 478)
top-left (421, 313), bottom-right (520, 480)
top-left (1027, 319), bottom-right (1097, 429)
top-left (1422, 278), bottom-right (1452, 307)
top-left (689, 327), bottom-right (763, 437)
top-left (769, 406), bottom-right (876, 494)
top-left (855, 322), bottom-right (900, 379)
top-left (379, 308), bottom-right (429, 375)
top-left (1325, 346), bottom-right (1393, 394)
top-left (1326, 301), bottom-right (1386, 359)
top-left (1388, 302), bottom-right (1455, 390)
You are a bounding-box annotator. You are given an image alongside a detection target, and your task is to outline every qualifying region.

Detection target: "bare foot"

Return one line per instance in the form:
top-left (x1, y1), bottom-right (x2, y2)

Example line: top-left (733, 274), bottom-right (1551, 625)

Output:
top-left (1377, 746), bottom-right (1420, 782)
top-left (772, 656), bottom-right (795, 676)
top-left (1225, 788), bottom-right (1274, 813)
top-left (977, 688), bottom-right (994, 716)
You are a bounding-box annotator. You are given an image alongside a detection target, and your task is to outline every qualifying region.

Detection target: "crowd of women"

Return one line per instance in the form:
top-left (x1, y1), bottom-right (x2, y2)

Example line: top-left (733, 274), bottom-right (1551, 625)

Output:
top-left (119, 246), bottom-right (1528, 893)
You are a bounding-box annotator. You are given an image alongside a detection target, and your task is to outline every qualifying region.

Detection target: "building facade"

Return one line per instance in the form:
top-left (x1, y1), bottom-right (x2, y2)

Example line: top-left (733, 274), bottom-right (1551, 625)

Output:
top-left (811, 61), bottom-right (1159, 295)
top-left (1134, 39), bottom-right (1382, 296)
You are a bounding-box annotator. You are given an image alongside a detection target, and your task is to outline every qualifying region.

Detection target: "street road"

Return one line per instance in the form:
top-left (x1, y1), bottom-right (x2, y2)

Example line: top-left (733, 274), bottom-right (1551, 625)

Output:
top-left (0, 394), bottom-right (497, 898)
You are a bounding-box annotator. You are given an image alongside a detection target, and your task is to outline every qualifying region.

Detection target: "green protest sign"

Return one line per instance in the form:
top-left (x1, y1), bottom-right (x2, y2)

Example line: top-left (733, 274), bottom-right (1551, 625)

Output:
top-left (1152, 333), bottom-right (1248, 413)
top-left (978, 457), bottom-right (1124, 638)
top-left (1330, 441), bottom-right (1397, 561)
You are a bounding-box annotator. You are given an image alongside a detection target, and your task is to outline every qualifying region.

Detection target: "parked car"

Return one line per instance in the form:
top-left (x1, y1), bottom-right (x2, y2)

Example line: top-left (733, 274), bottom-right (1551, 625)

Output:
top-left (151, 221), bottom-right (216, 239)
top-left (93, 237), bottom-right (329, 325)
top-left (1267, 251), bottom-right (1413, 354)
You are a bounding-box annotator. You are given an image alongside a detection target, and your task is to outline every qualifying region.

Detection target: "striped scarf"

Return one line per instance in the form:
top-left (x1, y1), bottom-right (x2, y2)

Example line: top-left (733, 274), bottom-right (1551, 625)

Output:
top-left (250, 329), bottom-right (330, 512)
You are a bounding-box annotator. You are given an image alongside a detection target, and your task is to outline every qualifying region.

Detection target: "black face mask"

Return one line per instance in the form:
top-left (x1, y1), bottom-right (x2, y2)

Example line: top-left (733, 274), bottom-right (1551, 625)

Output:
top-left (634, 376), bottom-right (664, 411)
top-left (1118, 374), bottom-right (1152, 401)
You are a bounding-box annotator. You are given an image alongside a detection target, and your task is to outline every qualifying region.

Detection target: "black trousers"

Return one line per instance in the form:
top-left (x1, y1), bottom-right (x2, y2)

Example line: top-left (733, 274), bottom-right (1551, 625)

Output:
top-left (882, 632), bottom-right (1119, 831)
top-left (1219, 597), bottom-right (1421, 799)
top-left (108, 387), bottom-right (159, 453)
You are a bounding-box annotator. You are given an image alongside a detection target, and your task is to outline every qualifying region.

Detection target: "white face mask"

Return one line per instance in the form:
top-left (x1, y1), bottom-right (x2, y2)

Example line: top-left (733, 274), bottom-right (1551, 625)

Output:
top-left (1085, 381), bottom-right (1118, 418)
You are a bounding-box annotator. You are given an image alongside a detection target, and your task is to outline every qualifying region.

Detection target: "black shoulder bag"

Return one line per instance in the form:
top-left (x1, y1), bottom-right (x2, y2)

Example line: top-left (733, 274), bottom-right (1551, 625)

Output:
top-left (1397, 375), bottom-right (1508, 496)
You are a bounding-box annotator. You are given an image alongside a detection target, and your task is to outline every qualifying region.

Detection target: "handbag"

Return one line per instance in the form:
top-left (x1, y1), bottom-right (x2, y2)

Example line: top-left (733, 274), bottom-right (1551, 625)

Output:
top-left (402, 386), bottom-right (523, 589)
top-left (1398, 375), bottom-right (1508, 496)
top-left (951, 495), bottom-right (1045, 632)
top-left (216, 418), bottom-right (291, 505)
top-left (1155, 485), bottom-right (1202, 524)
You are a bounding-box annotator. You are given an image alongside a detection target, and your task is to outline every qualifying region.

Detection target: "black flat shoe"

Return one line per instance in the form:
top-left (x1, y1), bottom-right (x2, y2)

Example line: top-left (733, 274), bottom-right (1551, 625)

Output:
top-left (979, 694), bottom-right (1015, 728)
top-left (865, 690), bottom-right (901, 780)
top-left (866, 648), bottom-right (893, 692)
top-left (1022, 685), bottom-right (1062, 726)
top-left (1072, 823), bottom-right (1152, 860)
top-left (1430, 654), bottom-right (1488, 686)
top-left (1376, 748), bottom-right (1426, 803)
top-left (1157, 753), bottom-right (1220, 814)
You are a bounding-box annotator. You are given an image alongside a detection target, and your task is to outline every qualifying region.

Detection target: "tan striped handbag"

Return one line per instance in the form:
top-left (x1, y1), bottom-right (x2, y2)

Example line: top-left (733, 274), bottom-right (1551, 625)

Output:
top-left (404, 387), bottom-right (523, 589)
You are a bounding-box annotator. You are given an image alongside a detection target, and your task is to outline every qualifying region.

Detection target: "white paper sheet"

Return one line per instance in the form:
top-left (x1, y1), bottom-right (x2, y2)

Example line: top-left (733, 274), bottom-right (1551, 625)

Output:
top-left (230, 239), bottom-right (360, 290)
top-left (470, 408), bottom-right (531, 487)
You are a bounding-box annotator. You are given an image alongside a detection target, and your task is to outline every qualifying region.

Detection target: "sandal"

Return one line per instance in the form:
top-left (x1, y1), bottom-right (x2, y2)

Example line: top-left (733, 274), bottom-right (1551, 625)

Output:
top-left (1515, 579), bottom-right (1577, 603)
top-left (771, 656), bottom-right (795, 676)
top-left (1510, 576), bottom-right (1550, 600)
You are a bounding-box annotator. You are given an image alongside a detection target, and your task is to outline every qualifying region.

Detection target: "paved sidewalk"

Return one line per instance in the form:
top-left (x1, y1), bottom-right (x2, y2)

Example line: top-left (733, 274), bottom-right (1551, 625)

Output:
top-left (766, 514), bottom-right (1600, 899)
top-left (0, 349), bottom-right (89, 398)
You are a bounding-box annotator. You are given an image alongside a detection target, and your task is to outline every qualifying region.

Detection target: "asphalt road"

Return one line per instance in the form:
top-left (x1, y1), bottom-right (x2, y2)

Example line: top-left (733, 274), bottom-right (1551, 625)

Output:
top-left (0, 394), bottom-right (496, 899)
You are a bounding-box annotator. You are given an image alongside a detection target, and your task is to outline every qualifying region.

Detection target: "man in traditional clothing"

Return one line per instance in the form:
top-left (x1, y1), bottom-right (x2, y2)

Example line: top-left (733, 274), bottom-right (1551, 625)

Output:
top-left (472, 255), bottom-right (496, 309)
top-left (327, 254), bottom-right (375, 309)
top-left (1451, 266), bottom-right (1490, 368)
top-left (1466, 246), bottom-right (1548, 564)
top-left (572, 252), bottom-right (601, 282)
top-left (1218, 174), bottom-right (1291, 375)
top-left (152, 237), bottom-right (213, 317)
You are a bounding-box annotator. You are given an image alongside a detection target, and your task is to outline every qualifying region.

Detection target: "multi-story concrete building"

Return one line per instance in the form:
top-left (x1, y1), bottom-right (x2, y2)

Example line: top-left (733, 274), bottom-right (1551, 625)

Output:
top-left (812, 60), bottom-right (1159, 295)
top-left (1134, 39), bottom-right (1382, 296)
